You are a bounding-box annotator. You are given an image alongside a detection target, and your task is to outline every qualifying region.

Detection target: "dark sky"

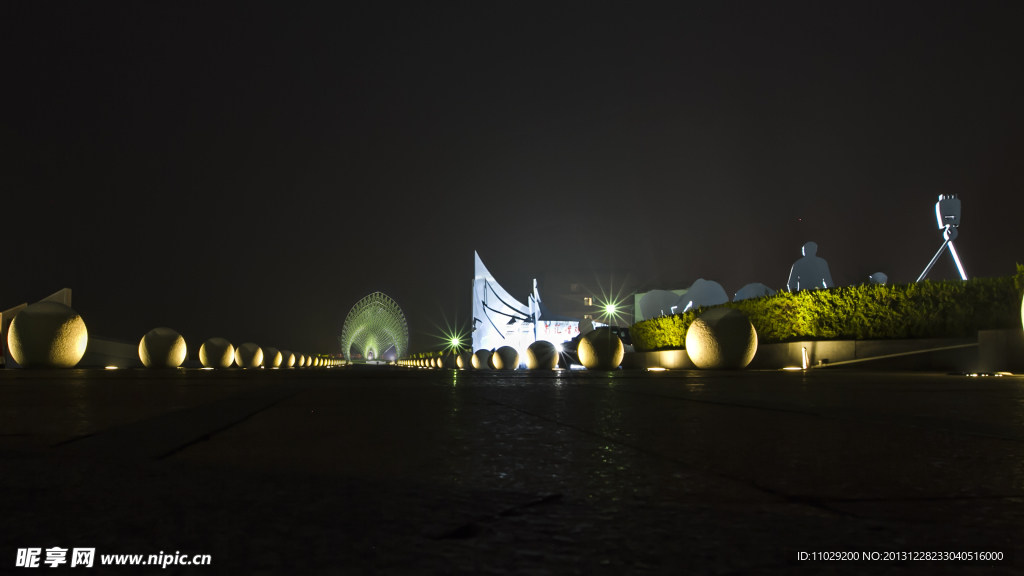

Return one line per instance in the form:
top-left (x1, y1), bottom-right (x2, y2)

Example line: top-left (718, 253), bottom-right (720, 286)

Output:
top-left (3, 3), bottom-right (1023, 355)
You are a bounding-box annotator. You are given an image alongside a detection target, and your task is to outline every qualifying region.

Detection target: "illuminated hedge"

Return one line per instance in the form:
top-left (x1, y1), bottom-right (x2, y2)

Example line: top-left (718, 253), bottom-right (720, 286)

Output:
top-left (630, 268), bottom-right (1024, 352)
top-left (340, 292), bottom-right (409, 361)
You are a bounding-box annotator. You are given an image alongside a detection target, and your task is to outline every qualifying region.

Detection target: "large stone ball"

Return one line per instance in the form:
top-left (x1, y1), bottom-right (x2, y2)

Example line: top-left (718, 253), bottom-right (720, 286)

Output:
top-left (298, 354), bottom-right (306, 367)
top-left (457, 351), bottom-right (473, 369)
top-left (493, 346), bottom-right (520, 370)
top-left (199, 337), bottom-right (234, 368)
top-left (1020, 294), bottom-right (1023, 329)
top-left (235, 343), bottom-right (263, 368)
top-left (263, 347), bottom-right (282, 368)
top-left (139, 327), bottom-right (187, 368)
top-left (578, 328), bottom-right (624, 370)
top-left (685, 308), bottom-right (758, 369)
top-left (445, 354), bottom-right (459, 369)
top-left (7, 301), bottom-right (88, 368)
top-left (472, 349), bottom-right (493, 369)
top-left (280, 350), bottom-right (295, 367)
top-left (525, 340), bottom-right (558, 370)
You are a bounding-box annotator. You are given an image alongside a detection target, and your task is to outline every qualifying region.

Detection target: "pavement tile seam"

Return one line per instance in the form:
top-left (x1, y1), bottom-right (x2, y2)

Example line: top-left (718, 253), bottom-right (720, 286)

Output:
top-left (155, 387), bottom-right (309, 460)
top-left (451, 378), bottom-right (1024, 529)
top-left (50, 384), bottom-right (308, 461)
top-left (454, 382), bottom-right (847, 515)
top-left (541, 376), bottom-right (1024, 444)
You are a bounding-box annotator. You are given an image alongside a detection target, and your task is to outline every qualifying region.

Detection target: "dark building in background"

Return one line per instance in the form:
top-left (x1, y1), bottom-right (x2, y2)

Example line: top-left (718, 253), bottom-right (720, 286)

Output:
top-left (539, 270), bottom-right (641, 327)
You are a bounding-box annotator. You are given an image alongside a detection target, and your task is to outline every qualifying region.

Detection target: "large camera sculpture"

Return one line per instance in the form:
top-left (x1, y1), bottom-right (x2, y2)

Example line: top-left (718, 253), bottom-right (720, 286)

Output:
top-left (917, 194), bottom-right (968, 282)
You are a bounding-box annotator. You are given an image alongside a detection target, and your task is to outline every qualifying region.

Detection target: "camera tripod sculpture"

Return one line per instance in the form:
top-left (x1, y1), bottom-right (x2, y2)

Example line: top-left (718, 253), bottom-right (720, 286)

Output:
top-left (917, 194), bottom-right (968, 282)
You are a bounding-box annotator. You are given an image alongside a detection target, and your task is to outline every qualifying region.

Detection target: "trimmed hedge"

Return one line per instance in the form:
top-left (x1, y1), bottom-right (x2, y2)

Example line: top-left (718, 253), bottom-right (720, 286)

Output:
top-left (630, 266), bottom-right (1024, 352)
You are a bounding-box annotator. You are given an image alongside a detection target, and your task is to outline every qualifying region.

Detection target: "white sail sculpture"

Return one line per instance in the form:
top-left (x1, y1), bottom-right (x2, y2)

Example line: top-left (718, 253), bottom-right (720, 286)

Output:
top-left (472, 251), bottom-right (579, 363)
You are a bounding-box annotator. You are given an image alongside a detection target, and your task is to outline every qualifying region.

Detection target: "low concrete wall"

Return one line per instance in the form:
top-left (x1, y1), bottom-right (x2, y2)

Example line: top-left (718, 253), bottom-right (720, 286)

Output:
top-left (78, 336), bottom-right (144, 368)
top-left (749, 337), bottom-right (978, 371)
top-left (622, 350), bottom-right (695, 370)
top-left (630, 337), bottom-right (980, 371)
top-left (978, 329), bottom-right (1024, 372)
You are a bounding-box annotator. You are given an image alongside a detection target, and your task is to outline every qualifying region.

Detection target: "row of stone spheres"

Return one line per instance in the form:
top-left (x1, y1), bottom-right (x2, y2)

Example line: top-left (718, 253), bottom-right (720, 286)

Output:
top-left (141, 328), bottom-right (344, 369)
top-left (397, 310), bottom-right (760, 371)
top-left (9, 301), bottom-right (765, 371)
top-left (5, 301), bottom-right (342, 369)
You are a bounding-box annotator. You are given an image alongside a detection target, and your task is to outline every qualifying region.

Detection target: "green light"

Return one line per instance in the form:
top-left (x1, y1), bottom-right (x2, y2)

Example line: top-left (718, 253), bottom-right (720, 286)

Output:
top-left (451, 337), bottom-right (460, 347)
top-left (605, 304), bottom-right (616, 314)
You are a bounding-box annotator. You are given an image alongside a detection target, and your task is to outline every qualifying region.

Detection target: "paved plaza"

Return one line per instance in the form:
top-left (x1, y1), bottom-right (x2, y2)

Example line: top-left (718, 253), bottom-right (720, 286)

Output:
top-left (1, 367), bottom-right (1022, 574)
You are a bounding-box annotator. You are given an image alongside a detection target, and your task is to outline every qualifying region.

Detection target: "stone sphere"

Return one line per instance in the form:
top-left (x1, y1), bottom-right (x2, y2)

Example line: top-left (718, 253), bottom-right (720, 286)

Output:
top-left (298, 354), bottom-right (307, 367)
top-left (685, 308), bottom-right (758, 369)
top-left (1020, 295), bottom-right (1023, 329)
top-left (445, 354), bottom-right (459, 369)
top-left (139, 327), bottom-right (187, 368)
top-left (280, 350), bottom-right (295, 367)
top-left (578, 328), bottom-right (624, 370)
top-left (493, 346), bottom-right (520, 370)
top-left (199, 337), bottom-right (234, 368)
top-left (7, 301), bottom-right (88, 368)
top-left (525, 340), bottom-right (558, 370)
top-left (263, 347), bottom-right (282, 368)
top-left (235, 343), bottom-right (263, 368)
top-left (472, 349), bottom-right (493, 370)
top-left (457, 351), bottom-right (473, 369)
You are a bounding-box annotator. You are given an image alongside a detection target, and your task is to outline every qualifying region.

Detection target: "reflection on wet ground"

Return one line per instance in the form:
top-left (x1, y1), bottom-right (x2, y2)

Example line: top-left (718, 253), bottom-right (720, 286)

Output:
top-left (1, 368), bottom-right (1021, 573)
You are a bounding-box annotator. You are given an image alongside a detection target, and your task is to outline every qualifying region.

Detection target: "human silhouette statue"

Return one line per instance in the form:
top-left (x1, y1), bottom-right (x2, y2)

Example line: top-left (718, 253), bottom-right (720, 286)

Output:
top-left (787, 241), bottom-right (834, 292)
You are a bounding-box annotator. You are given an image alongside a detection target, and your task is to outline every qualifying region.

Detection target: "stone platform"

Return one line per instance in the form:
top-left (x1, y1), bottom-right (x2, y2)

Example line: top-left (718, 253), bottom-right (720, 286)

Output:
top-left (0, 367), bottom-right (1021, 574)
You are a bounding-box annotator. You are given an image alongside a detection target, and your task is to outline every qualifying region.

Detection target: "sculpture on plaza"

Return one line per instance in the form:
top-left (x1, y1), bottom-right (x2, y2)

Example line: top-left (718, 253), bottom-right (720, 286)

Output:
top-left (471, 251), bottom-right (579, 361)
top-left (638, 289), bottom-right (682, 319)
top-left (787, 241), bottom-right (834, 292)
top-left (677, 279), bottom-right (730, 312)
top-left (733, 283), bottom-right (777, 302)
top-left (917, 194), bottom-right (968, 282)
top-left (340, 292), bottom-right (409, 362)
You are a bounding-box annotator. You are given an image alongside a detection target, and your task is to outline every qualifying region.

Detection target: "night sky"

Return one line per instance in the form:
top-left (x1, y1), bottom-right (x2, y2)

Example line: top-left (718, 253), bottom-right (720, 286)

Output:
top-left (3, 3), bottom-right (1023, 355)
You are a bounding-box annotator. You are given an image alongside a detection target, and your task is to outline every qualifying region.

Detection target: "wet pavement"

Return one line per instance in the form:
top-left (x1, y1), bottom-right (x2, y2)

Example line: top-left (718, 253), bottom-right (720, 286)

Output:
top-left (0, 367), bottom-right (1022, 574)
